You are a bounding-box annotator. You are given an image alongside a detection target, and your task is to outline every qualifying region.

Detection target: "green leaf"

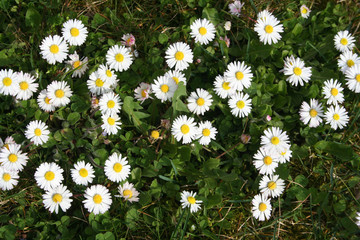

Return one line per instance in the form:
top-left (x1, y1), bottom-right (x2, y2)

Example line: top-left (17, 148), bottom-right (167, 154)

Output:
top-left (96, 232), bottom-right (115, 240)
top-left (203, 158), bottom-right (220, 170)
top-left (206, 194), bottom-right (222, 208)
top-left (94, 149), bottom-right (108, 162)
top-left (25, 7), bottom-right (42, 29)
top-left (67, 112), bottom-right (80, 125)
top-left (178, 146), bottom-right (191, 162)
top-left (292, 23), bottom-right (303, 36)
top-left (315, 141), bottom-right (355, 161)
top-left (0, 225), bottom-right (16, 240)
top-left (202, 8), bottom-right (219, 25)
top-left (158, 33), bottom-right (168, 44)
top-left (333, 199), bottom-right (346, 214)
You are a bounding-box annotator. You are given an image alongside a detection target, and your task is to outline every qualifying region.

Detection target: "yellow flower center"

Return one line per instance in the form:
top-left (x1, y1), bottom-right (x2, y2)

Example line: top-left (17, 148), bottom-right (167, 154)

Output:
top-left (259, 203), bottom-right (267, 212)
top-left (4, 144), bottom-right (9, 150)
top-left (50, 44), bottom-right (59, 54)
top-left (267, 181), bottom-right (277, 190)
top-left (45, 97), bottom-right (51, 104)
top-left (52, 193), bottom-right (63, 203)
top-left (79, 168), bottom-right (88, 177)
top-left (356, 74), bottom-right (360, 82)
top-left (106, 69), bottom-right (112, 77)
top-left (19, 81), bottom-right (29, 90)
top-left (95, 78), bottom-right (104, 87)
top-left (107, 117), bottom-right (115, 125)
top-left (73, 60), bottom-right (81, 69)
top-left (172, 77), bottom-right (179, 84)
top-left (187, 196), bottom-right (196, 204)
top-left (199, 27), bottom-right (207, 35)
top-left (263, 156), bottom-right (272, 165)
top-left (333, 113), bottom-right (340, 121)
top-left (34, 128), bottom-right (42, 136)
top-left (141, 89), bottom-right (147, 98)
top-left (55, 89), bottom-right (65, 98)
top-left (281, 151), bottom-right (286, 156)
top-left (331, 88), bottom-right (338, 96)
top-left (70, 27), bottom-right (80, 37)
top-left (160, 84), bottom-right (169, 93)
top-left (8, 154), bottom-right (18, 163)
top-left (115, 53), bottom-right (124, 62)
top-left (265, 25), bottom-right (273, 33)
top-left (113, 163), bottom-right (123, 173)
top-left (93, 194), bottom-right (102, 204)
top-left (44, 171), bottom-right (55, 181)
top-left (222, 82), bottom-right (230, 90)
top-left (347, 59), bottom-right (355, 67)
top-left (3, 173), bottom-right (11, 182)
top-left (340, 38), bottom-right (348, 45)
top-left (271, 136), bottom-right (280, 145)
top-left (123, 189), bottom-right (133, 198)
top-left (236, 100), bottom-right (245, 109)
top-left (175, 51), bottom-right (184, 61)
top-left (301, 8), bottom-right (308, 14)
top-left (202, 128), bottom-right (210, 137)
top-left (235, 71), bottom-right (244, 80)
top-left (196, 98), bottom-right (205, 106)
top-left (181, 124), bottom-right (190, 134)
top-left (95, 99), bottom-right (99, 104)
top-left (293, 67), bottom-right (302, 76)
top-left (3, 77), bottom-right (12, 86)
top-left (107, 100), bottom-right (115, 108)
top-left (151, 130), bottom-right (160, 139)
top-left (309, 109), bottom-right (318, 118)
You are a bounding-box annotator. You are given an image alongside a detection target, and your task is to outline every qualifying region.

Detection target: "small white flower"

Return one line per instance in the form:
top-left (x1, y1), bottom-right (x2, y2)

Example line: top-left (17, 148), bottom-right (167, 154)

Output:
top-left (337, 51), bottom-right (360, 74)
top-left (196, 121), bottom-right (217, 145)
top-left (37, 89), bottom-right (56, 112)
top-left (104, 152), bottom-right (131, 183)
top-left (152, 75), bottom-right (177, 102)
top-left (99, 92), bottom-right (122, 115)
top-left (43, 184), bottom-right (73, 213)
top-left (228, 1), bottom-right (244, 17)
top-left (251, 194), bottom-right (272, 221)
top-left (71, 161), bottom-right (95, 186)
top-left (190, 18), bottom-right (216, 45)
top-left (134, 82), bottom-right (152, 103)
top-left (253, 147), bottom-right (279, 175)
top-left (259, 175), bottom-right (285, 198)
top-left (356, 212), bottom-right (360, 227)
top-left (83, 184), bottom-right (112, 215)
top-left (34, 162), bottom-right (64, 191)
top-left (46, 81), bottom-right (73, 107)
top-left (257, 10), bottom-right (273, 21)
top-left (97, 64), bottom-right (118, 86)
top-left (224, 21), bottom-right (231, 31)
top-left (180, 190), bottom-right (202, 213)
top-left (14, 71), bottom-right (38, 100)
top-left (277, 145), bottom-right (292, 164)
top-left (213, 75), bottom-right (236, 99)
top-left (334, 30), bottom-right (355, 53)
top-left (283, 55), bottom-right (312, 86)
top-left (165, 70), bottom-right (186, 85)
top-left (0, 144), bottom-right (28, 172)
top-left (87, 71), bottom-right (111, 95)
top-left (0, 69), bottom-right (18, 96)
top-left (299, 99), bottom-right (324, 128)
top-left (66, 52), bottom-right (88, 78)
top-left (106, 45), bottom-right (133, 72)
top-left (224, 61), bottom-right (253, 91)
top-left (101, 113), bottom-right (121, 135)
top-left (0, 167), bottom-right (19, 190)
top-left (118, 181), bottom-right (140, 203)
top-left (40, 35), bottom-right (68, 64)
top-left (171, 115), bottom-right (198, 144)
top-left (300, 5), bottom-right (311, 18)
top-left (228, 92), bottom-right (252, 118)
top-left (25, 120), bottom-right (50, 146)
top-left (325, 105), bottom-right (349, 130)
top-left (62, 19), bottom-right (88, 46)
top-left (345, 64), bottom-right (360, 93)
top-left (260, 127), bottom-right (290, 153)
top-left (254, 15), bottom-right (283, 45)
top-left (187, 88), bottom-right (213, 115)
top-left (165, 42), bottom-right (193, 71)
top-left (322, 79), bottom-right (344, 105)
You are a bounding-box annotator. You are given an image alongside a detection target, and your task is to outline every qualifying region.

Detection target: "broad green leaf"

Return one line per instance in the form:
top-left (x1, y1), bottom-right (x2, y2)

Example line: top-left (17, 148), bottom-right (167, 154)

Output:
top-left (158, 33), bottom-right (168, 44)
top-left (67, 112), bottom-right (80, 125)
top-left (315, 140), bottom-right (355, 161)
top-left (25, 7), bottom-right (42, 29)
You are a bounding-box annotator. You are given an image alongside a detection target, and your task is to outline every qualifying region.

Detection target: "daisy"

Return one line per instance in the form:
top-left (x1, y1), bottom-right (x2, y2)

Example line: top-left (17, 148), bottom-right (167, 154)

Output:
top-left (46, 81), bottom-right (73, 107)
top-left (121, 33), bottom-right (136, 47)
top-left (66, 52), bottom-right (88, 78)
top-left (224, 21), bottom-right (231, 31)
top-left (213, 75), bottom-right (236, 99)
top-left (71, 161), bottom-right (95, 186)
top-left (356, 212), bottom-right (360, 227)
top-left (259, 175), bottom-right (285, 198)
top-left (283, 56), bottom-right (312, 86)
top-left (171, 115), bottom-right (198, 144)
top-left (24, 120), bottom-right (50, 146)
top-left (152, 75), bottom-right (177, 102)
top-left (299, 99), bottom-right (324, 128)
top-left (97, 64), bottom-right (118, 86)
top-left (0, 144), bottom-right (28, 172)
top-left (14, 71), bottom-right (38, 100)
top-left (224, 61), bottom-right (253, 91)
top-left (34, 162), bottom-right (64, 191)
top-left (322, 79), bottom-right (344, 105)
top-left (254, 15), bottom-right (283, 45)
top-left (187, 88), bottom-right (213, 115)
top-left (253, 147), bottom-right (279, 175)
top-left (228, 1), bottom-right (244, 17)
top-left (257, 10), bottom-right (273, 21)
top-left (40, 35), bottom-right (68, 64)
top-left (165, 42), bottom-right (193, 71)
top-left (0, 137), bottom-right (16, 150)
top-left (345, 64), bottom-right (360, 93)
top-left (300, 5), bottom-right (311, 18)
top-left (228, 92), bottom-right (252, 118)
top-left (87, 71), bottom-right (111, 95)
top-left (0, 167), bottom-right (19, 190)
top-left (101, 113), bottom-right (121, 135)
top-left (99, 92), bottom-right (122, 115)
top-left (260, 127), bottom-right (290, 153)
top-left (251, 194), bottom-right (272, 221)
top-left (277, 145), bottom-right (292, 164)
top-left (338, 51), bottom-right (360, 74)
top-left (180, 190), bottom-right (202, 213)
top-left (325, 105), bottom-right (349, 130)
top-left (165, 70), bottom-right (186, 85)
top-left (83, 185), bottom-right (112, 215)
top-left (62, 19), bottom-right (88, 46)
top-left (134, 82), bottom-right (152, 103)
top-left (106, 45), bottom-right (133, 72)
top-left (196, 121), bottom-right (217, 145)
top-left (43, 184), bottom-right (73, 214)
top-left (91, 95), bottom-right (100, 109)
top-left (37, 89), bottom-right (56, 112)
top-left (104, 152), bottom-right (131, 183)
top-left (118, 181), bottom-right (140, 203)
top-left (0, 69), bottom-right (18, 96)
top-left (334, 30), bottom-right (355, 53)
top-left (190, 18), bottom-right (216, 45)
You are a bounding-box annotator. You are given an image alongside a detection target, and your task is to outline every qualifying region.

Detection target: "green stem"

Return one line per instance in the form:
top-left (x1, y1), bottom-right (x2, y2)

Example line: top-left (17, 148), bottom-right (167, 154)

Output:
top-left (180, 208), bottom-right (190, 240)
top-left (171, 208), bottom-right (186, 239)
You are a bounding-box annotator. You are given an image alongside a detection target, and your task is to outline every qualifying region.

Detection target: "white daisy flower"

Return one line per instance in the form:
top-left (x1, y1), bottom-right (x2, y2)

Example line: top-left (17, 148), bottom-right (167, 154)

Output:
top-left (299, 99), bottom-right (324, 128)
top-left (251, 194), bottom-right (272, 221)
top-left (322, 79), bottom-right (344, 105)
top-left (0, 167), bottom-right (19, 190)
top-left (190, 18), bottom-right (216, 45)
top-left (0, 137), bottom-right (16, 150)
top-left (118, 181), bottom-right (140, 203)
top-left (71, 161), bottom-right (95, 186)
top-left (37, 89), bottom-right (56, 112)
top-left (121, 33), bottom-right (136, 47)
top-left (283, 56), bottom-right (312, 86)
top-left (13, 71), bottom-right (38, 100)
top-left (40, 35), bottom-right (69, 64)
top-left (0, 144), bottom-right (28, 172)
top-left (334, 30), bottom-right (355, 53)
top-left (101, 113), bottom-right (121, 135)
top-left (228, 1), bottom-right (244, 17)
top-left (99, 92), bottom-right (122, 115)
top-left (224, 21), bottom-right (231, 31)
top-left (187, 88), bottom-right (213, 115)
top-left (134, 82), bottom-right (152, 103)
top-left (152, 75), bottom-right (177, 102)
top-left (104, 152), bottom-right (131, 183)
top-left (228, 92), bottom-right (252, 118)
top-left (97, 64), bottom-right (118, 86)
top-left (254, 15), bottom-right (283, 45)
top-left (87, 71), bottom-right (111, 95)
top-left (46, 81), bottom-right (73, 107)
top-left (165, 70), bottom-right (186, 85)
top-left (171, 115), bottom-right (198, 144)
top-left (34, 162), bottom-right (64, 191)
top-left (83, 185), bottom-right (112, 215)
top-left (356, 212), bottom-right (360, 227)
top-left (62, 19), bottom-right (88, 46)
top-left (257, 10), bottom-right (273, 21)
top-left (253, 147), bottom-right (279, 175)
top-left (224, 61), bottom-right (253, 91)
top-left (337, 51), bottom-right (360, 74)
top-left (24, 120), bottom-right (50, 146)
top-left (260, 127), bottom-right (290, 153)
top-left (345, 64), bottom-right (360, 93)
top-left (259, 175), bottom-right (285, 198)
top-left (180, 190), bottom-right (202, 213)
top-left (165, 42), bottom-right (193, 71)
top-left (300, 5), bottom-right (311, 18)
top-left (43, 184), bottom-right (73, 214)
top-left (106, 45), bottom-right (133, 72)
top-left (277, 145), bottom-right (292, 164)
top-left (0, 69), bottom-right (18, 96)
top-left (213, 75), bottom-right (236, 99)
top-left (66, 52), bottom-right (88, 78)
top-left (195, 121), bottom-right (217, 145)
top-left (325, 105), bottom-right (349, 130)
